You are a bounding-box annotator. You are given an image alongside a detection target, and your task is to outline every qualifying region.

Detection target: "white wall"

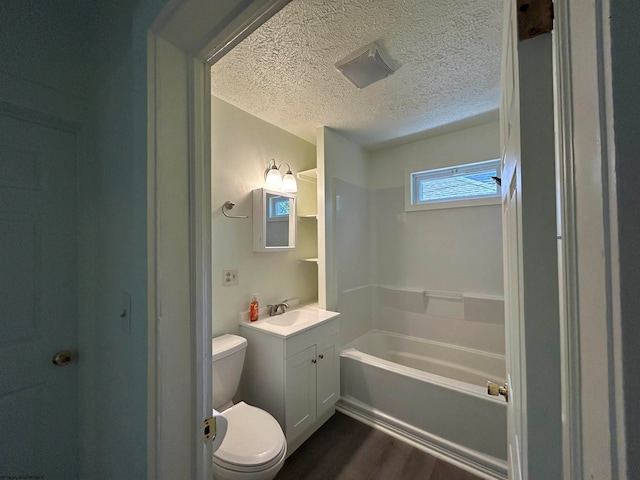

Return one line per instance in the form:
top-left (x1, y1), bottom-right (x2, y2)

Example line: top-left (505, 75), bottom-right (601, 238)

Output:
top-left (211, 97), bottom-right (317, 337)
top-left (79, 2), bottom-right (165, 478)
top-left (79, 1), bottom-right (175, 478)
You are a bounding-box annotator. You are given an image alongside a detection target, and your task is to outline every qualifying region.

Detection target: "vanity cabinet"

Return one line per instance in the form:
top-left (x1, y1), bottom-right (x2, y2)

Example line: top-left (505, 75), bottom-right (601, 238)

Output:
top-left (240, 314), bottom-right (339, 456)
top-left (284, 335), bottom-right (338, 441)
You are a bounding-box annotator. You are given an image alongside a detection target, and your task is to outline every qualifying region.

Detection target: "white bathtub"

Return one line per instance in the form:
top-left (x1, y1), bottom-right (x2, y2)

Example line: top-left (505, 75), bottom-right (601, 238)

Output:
top-left (338, 330), bottom-right (507, 479)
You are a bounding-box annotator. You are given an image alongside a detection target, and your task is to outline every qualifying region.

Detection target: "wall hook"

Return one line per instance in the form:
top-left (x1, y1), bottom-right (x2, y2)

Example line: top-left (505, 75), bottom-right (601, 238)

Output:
top-left (221, 201), bottom-right (248, 219)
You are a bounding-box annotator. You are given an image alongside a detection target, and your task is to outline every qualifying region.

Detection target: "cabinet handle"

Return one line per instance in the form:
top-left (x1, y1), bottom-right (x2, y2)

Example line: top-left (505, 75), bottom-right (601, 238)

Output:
top-left (311, 359), bottom-right (317, 364)
top-left (318, 354), bottom-right (324, 359)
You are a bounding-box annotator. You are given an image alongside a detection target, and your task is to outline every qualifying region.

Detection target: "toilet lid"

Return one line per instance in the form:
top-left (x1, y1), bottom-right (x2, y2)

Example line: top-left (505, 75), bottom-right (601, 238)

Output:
top-left (214, 402), bottom-right (286, 470)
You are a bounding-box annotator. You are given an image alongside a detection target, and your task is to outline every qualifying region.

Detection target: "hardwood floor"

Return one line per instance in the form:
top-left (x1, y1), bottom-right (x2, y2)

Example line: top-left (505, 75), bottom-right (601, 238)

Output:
top-left (275, 412), bottom-right (482, 480)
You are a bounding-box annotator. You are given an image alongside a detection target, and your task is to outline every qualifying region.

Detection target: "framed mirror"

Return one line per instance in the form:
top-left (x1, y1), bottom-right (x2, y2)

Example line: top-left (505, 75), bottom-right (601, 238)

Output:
top-left (252, 188), bottom-right (297, 252)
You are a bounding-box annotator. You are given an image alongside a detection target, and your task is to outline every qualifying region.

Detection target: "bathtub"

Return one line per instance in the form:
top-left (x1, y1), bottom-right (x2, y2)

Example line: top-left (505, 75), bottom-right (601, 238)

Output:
top-left (337, 330), bottom-right (507, 480)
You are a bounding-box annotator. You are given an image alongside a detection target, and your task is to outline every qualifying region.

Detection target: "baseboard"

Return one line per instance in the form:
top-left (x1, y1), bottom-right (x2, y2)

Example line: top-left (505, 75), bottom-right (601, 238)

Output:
top-left (336, 397), bottom-right (507, 480)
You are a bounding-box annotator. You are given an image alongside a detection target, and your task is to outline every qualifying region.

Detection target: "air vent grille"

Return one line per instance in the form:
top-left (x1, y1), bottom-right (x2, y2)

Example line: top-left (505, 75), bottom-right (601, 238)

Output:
top-left (335, 43), bottom-right (395, 89)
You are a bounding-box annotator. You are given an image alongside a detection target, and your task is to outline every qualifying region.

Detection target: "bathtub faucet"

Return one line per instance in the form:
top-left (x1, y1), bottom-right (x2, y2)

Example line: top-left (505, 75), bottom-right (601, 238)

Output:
top-left (267, 301), bottom-right (290, 316)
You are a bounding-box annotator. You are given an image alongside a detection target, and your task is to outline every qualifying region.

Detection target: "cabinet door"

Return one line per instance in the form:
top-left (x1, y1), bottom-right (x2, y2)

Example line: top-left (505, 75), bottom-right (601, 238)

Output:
top-left (316, 335), bottom-right (339, 418)
top-left (285, 345), bottom-right (317, 440)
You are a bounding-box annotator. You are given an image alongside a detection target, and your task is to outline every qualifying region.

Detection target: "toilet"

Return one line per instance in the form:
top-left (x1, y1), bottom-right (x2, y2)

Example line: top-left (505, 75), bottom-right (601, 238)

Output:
top-left (212, 334), bottom-right (287, 480)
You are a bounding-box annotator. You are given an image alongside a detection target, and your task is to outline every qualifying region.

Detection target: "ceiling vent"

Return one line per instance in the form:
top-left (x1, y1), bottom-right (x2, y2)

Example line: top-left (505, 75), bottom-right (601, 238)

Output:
top-left (335, 42), bottom-right (395, 89)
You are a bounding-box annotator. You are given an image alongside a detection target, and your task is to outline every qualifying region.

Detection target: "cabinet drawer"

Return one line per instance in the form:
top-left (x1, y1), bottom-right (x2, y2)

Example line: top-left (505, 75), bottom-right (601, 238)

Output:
top-left (285, 318), bottom-right (339, 358)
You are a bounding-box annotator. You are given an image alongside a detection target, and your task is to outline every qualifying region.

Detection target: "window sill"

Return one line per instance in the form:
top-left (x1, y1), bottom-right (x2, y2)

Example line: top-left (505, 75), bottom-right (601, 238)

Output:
top-left (405, 196), bottom-right (501, 212)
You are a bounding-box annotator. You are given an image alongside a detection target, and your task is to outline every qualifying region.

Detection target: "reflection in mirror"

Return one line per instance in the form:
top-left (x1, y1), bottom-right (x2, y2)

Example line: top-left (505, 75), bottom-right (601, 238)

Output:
top-left (253, 188), bottom-right (297, 252)
top-left (265, 193), bottom-right (292, 247)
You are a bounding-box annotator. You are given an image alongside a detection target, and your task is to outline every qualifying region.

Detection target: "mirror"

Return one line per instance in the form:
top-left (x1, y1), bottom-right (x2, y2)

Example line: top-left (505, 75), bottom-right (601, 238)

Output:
top-left (253, 188), bottom-right (297, 251)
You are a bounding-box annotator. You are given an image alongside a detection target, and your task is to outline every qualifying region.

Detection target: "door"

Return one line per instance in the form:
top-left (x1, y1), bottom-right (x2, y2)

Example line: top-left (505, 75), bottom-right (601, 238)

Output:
top-left (503, 174), bottom-right (523, 480)
top-left (315, 335), bottom-right (338, 418)
top-left (501, 2), bottom-right (524, 477)
top-left (500, 0), bottom-right (561, 478)
top-left (285, 345), bottom-right (316, 440)
top-left (0, 112), bottom-right (78, 479)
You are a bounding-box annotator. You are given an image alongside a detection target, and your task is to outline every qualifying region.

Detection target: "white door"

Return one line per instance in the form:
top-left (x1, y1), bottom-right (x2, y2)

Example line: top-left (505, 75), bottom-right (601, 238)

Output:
top-left (285, 345), bottom-right (317, 439)
top-left (501, 2), bottom-right (524, 477)
top-left (500, 0), bottom-right (561, 478)
top-left (0, 112), bottom-right (78, 479)
top-left (502, 174), bottom-right (523, 479)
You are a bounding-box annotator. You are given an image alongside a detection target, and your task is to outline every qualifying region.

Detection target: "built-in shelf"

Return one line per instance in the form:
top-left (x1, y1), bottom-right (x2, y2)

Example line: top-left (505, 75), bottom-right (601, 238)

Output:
top-left (300, 258), bottom-right (318, 263)
top-left (297, 168), bottom-right (317, 183)
top-left (298, 214), bottom-right (318, 219)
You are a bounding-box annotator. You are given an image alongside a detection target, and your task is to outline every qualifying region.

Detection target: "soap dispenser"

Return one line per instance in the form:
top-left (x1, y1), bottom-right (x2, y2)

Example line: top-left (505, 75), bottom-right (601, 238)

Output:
top-left (249, 294), bottom-right (259, 322)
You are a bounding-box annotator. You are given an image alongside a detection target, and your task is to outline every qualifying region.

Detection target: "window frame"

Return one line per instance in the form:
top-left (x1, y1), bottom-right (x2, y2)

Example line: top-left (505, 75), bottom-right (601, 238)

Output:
top-left (404, 158), bottom-right (502, 212)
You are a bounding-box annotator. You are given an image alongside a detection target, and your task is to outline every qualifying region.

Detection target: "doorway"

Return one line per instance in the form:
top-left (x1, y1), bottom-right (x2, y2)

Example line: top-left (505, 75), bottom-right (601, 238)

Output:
top-left (149, 0), bottom-right (568, 480)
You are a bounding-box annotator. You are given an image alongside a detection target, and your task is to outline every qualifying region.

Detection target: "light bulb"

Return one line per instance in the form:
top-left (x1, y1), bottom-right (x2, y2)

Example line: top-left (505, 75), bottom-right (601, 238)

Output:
top-left (265, 166), bottom-right (283, 189)
top-left (282, 170), bottom-right (298, 193)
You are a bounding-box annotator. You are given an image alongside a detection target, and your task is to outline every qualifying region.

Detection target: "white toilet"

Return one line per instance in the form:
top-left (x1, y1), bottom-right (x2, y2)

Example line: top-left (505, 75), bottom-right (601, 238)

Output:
top-left (212, 334), bottom-right (287, 480)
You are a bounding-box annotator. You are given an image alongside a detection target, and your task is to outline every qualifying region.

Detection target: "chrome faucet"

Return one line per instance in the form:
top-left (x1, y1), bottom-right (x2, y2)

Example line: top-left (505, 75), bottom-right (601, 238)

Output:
top-left (267, 301), bottom-right (290, 316)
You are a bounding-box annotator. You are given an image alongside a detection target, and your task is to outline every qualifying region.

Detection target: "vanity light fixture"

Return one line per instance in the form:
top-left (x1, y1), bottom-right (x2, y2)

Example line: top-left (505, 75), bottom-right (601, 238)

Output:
top-left (264, 158), bottom-right (298, 193)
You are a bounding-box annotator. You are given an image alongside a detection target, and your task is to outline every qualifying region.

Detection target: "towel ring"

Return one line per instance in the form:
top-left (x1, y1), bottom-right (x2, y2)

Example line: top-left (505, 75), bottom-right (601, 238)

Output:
top-left (221, 201), bottom-right (248, 219)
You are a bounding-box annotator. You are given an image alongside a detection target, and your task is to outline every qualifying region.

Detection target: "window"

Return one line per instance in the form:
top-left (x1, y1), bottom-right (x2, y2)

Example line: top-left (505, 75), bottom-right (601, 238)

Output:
top-left (405, 159), bottom-right (501, 211)
top-left (268, 195), bottom-right (290, 220)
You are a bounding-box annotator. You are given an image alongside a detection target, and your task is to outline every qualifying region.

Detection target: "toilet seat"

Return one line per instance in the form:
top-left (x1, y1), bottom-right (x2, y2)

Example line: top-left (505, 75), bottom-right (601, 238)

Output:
top-left (213, 402), bottom-right (286, 473)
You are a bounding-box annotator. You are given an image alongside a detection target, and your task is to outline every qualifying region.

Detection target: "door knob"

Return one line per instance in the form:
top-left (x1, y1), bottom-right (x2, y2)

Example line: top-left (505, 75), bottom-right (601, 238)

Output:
top-left (487, 381), bottom-right (509, 402)
top-left (52, 350), bottom-right (73, 367)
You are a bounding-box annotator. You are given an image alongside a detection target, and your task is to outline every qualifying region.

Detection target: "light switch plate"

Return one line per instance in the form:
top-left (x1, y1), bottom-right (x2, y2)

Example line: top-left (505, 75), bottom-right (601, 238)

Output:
top-left (222, 269), bottom-right (238, 286)
top-left (121, 292), bottom-right (131, 333)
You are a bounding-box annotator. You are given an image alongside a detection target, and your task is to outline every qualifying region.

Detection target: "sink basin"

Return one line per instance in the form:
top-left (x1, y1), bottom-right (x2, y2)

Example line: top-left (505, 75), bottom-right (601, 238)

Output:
top-left (265, 309), bottom-right (316, 327)
top-left (240, 304), bottom-right (340, 338)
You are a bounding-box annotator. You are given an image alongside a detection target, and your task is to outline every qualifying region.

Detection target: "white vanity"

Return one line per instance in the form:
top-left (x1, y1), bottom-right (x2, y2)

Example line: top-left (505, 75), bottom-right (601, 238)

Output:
top-left (239, 306), bottom-right (340, 456)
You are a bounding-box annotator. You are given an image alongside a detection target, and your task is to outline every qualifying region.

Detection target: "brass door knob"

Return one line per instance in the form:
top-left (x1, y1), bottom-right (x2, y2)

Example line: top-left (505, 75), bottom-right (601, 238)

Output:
top-left (52, 350), bottom-right (73, 367)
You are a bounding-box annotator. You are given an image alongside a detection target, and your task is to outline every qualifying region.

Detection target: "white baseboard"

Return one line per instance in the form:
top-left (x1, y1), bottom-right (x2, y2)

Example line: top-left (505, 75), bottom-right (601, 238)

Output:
top-left (336, 397), bottom-right (507, 480)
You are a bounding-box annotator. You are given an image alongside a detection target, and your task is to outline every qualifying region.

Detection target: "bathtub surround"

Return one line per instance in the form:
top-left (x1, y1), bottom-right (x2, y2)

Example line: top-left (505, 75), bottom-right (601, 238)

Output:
top-left (375, 288), bottom-right (505, 354)
top-left (369, 121), bottom-right (503, 297)
top-left (211, 97), bottom-right (318, 337)
top-left (335, 179), bottom-right (376, 346)
top-left (318, 121), bottom-right (503, 348)
top-left (317, 128), bottom-right (374, 346)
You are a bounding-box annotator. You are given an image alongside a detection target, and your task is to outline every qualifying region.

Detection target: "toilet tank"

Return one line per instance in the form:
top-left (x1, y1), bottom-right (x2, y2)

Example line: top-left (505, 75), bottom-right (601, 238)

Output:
top-left (212, 334), bottom-right (247, 410)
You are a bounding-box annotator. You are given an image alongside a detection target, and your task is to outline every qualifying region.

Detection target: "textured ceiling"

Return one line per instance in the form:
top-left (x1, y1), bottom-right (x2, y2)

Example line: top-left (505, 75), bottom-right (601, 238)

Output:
top-left (211, 0), bottom-right (502, 147)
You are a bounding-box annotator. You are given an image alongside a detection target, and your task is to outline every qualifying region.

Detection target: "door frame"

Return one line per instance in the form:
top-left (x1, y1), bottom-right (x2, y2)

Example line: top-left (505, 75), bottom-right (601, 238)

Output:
top-left (146, 2), bottom-right (291, 479)
top-left (554, 0), bottom-right (626, 478)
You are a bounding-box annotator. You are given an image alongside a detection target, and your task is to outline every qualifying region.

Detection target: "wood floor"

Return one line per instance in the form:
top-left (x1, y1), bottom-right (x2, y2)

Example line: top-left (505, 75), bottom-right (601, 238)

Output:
top-left (275, 412), bottom-right (482, 480)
